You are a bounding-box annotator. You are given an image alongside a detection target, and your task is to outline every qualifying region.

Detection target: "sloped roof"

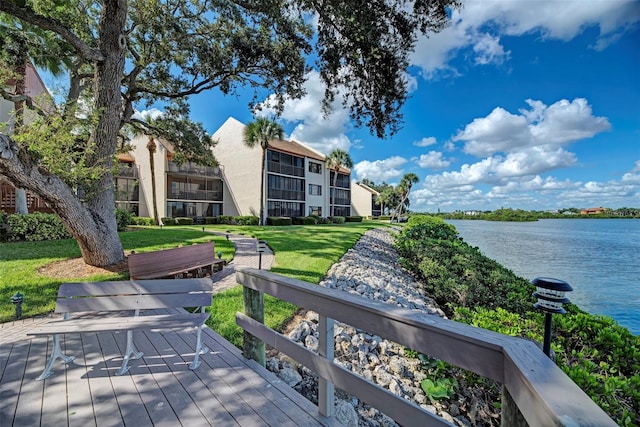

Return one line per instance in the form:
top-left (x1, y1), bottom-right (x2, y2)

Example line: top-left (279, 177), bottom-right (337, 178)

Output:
top-left (356, 182), bottom-right (379, 195)
top-left (269, 138), bottom-right (325, 162)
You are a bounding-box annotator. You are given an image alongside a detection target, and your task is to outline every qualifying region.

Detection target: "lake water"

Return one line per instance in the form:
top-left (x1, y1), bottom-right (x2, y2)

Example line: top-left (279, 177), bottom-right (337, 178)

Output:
top-left (447, 219), bottom-right (639, 335)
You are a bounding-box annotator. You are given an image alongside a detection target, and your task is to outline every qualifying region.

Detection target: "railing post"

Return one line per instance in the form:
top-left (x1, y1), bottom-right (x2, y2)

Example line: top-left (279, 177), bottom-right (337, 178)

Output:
top-left (318, 314), bottom-right (335, 417)
top-left (242, 287), bottom-right (265, 367)
top-left (501, 386), bottom-right (528, 427)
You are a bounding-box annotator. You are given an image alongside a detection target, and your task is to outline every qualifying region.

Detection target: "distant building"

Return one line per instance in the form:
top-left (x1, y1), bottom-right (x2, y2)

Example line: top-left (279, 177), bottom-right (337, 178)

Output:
top-left (351, 182), bottom-right (380, 217)
top-left (580, 207), bottom-right (606, 215)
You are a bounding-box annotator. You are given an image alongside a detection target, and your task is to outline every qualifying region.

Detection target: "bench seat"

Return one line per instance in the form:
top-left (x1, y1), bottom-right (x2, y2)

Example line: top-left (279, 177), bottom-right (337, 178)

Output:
top-left (28, 278), bottom-right (214, 381)
top-left (128, 241), bottom-right (225, 280)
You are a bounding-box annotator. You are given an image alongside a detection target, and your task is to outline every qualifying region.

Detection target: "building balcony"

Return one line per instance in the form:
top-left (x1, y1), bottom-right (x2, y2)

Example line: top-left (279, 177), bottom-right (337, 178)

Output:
top-left (267, 162), bottom-right (305, 177)
top-left (115, 165), bottom-right (138, 178)
top-left (267, 189), bottom-right (306, 201)
top-left (168, 190), bottom-right (223, 201)
top-left (167, 162), bottom-right (223, 178)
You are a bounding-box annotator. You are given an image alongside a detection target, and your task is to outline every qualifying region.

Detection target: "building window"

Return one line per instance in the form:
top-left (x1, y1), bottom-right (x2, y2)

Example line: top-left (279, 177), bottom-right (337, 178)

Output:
top-left (309, 184), bottom-right (322, 196)
top-left (267, 175), bottom-right (305, 201)
top-left (268, 201), bottom-right (304, 218)
top-left (309, 206), bottom-right (322, 216)
top-left (166, 201), bottom-right (222, 218)
top-left (308, 161), bottom-right (322, 174)
top-left (330, 171), bottom-right (350, 188)
top-left (267, 150), bottom-right (305, 177)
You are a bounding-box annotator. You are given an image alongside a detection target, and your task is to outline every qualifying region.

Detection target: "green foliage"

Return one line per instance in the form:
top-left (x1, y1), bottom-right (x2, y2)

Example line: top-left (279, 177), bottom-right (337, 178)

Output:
top-left (115, 208), bottom-right (133, 231)
top-left (330, 216), bottom-right (346, 224)
top-left (235, 216), bottom-right (259, 226)
top-left (421, 378), bottom-right (458, 401)
top-left (395, 216), bottom-right (639, 425)
top-left (5, 212), bottom-right (72, 241)
top-left (293, 216), bottom-right (317, 225)
top-left (204, 216), bottom-right (217, 224)
top-left (216, 215), bottom-right (236, 225)
top-left (131, 216), bottom-right (154, 226)
top-left (267, 217), bottom-right (293, 226)
top-left (174, 217), bottom-right (194, 225)
top-left (160, 217), bottom-right (175, 225)
top-left (345, 216), bottom-right (363, 222)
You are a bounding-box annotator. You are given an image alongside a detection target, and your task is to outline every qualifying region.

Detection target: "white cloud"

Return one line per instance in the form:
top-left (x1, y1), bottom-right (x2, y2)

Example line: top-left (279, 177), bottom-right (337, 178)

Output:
top-left (413, 151), bottom-right (451, 169)
top-left (453, 98), bottom-right (610, 157)
top-left (353, 156), bottom-right (407, 182)
top-left (411, 0), bottom-right (640, 77)
top-left (132, 108), bottom-right (164, 121)
top-left (256, 70), bottom-right (352, 155)
top-left (413, 136), bottom-right (437, 147)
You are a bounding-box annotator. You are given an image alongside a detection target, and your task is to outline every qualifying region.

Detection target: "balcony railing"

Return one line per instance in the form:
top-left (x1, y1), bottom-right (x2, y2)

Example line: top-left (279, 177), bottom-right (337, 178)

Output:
top-left (115, 165), bottom-right (138, 178)
top-left (267, 161), bottom-right (305, 177)
top-left (167, 161), bottom-right (222, 178)
top-left (168, 190), bottom-right (223, 201)
top-left (331, 197), bottom-right (351, 206)
top-left (267, 189), bottom-right (305, 201)
top-left (236, 268), bottom-right (616, 427)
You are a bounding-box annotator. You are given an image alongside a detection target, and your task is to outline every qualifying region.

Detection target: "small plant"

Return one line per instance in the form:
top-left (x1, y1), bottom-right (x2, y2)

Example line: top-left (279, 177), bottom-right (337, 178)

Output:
top-left (421, 378), bottom-right (458, 401)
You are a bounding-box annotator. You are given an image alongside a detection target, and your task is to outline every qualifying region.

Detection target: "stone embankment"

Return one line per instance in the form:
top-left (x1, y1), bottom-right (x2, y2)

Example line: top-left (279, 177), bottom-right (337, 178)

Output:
top-left (266, 228), bottom-right (497, 426)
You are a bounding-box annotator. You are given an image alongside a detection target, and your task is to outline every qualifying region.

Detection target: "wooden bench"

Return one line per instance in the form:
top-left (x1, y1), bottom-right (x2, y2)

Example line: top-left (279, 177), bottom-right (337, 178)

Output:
top-left (27, 278), bottom-right (213, 381)
top-left (128, 241), bottom-right (225, 280)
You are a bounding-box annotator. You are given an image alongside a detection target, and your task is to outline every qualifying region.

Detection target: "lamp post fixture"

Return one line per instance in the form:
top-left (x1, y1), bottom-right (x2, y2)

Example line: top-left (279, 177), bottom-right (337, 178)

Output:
top-left (532, 277), bottom-right (573, 359)
top-left (10, 292), bottom-right (24, 320)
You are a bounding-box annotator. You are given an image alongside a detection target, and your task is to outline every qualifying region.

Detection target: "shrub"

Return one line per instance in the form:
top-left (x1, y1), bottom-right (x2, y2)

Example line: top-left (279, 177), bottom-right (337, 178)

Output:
top-left (329, 216), bottom-right (345, 224)
top-left (174, 217), bottom-right (194, 225)
top-left (345, 216), bottom-right (363, 222)
top-left (131, 216), bottom-right (154, 226)
top-left (315, 217), bottom-right (330, 224)
top-left (378, 215), bottom-right (392, 221)
top-left (235, 216), bottom-right (259, 226)
top-left (267, 217), bottom-right (292, 226)
top-left (205, 216), bottom-right (217, 224)
top-left (115, 208), bottom-right (133, 231)
top-left (293, 216), bottom-right (317, 225)
top-left (216, 215), bottom-right (236, 225)
top-left (161, 217), bottom-right (175, 225)
top-left (5, 212), bottom-right (72, 241)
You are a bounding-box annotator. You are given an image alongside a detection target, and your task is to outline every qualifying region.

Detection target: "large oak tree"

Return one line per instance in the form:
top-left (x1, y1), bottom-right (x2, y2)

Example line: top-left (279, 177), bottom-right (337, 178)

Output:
top-left (0, 0), bottom-right (458, 267)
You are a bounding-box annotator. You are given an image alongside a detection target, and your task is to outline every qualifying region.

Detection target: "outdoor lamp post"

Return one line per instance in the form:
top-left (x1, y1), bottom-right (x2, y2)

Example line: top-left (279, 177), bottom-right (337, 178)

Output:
top-left (532, 277), bottom-right (573, 359)
top-left (217, 251), bottom-right (223, 259)
top-left (10, 292), bottom-right (24, 320)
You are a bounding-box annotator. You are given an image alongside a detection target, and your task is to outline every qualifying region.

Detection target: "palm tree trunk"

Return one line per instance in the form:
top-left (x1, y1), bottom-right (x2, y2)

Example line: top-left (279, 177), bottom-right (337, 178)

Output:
top-left (13, 58), bottom-right (29, 215)
top-left (260, 149), bottom-right (266, 225)
top-left (148, 140), bottom-right (159, 225)
top-left (331, 169), bottom-right (338, 217)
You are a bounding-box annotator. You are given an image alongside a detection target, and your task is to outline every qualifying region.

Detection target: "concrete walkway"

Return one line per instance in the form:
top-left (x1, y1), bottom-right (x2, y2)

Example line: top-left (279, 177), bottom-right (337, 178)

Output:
top-left (208, 232), bottom-right (274, 293)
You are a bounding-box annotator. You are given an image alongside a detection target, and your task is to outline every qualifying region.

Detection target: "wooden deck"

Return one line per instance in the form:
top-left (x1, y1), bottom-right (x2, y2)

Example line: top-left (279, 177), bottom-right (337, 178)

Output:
top-left (0, 311), bottom-right (339, 427)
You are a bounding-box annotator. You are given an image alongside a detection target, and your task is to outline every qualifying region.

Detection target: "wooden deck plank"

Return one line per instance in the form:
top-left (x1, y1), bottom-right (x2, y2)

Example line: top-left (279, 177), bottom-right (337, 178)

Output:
top-left (12, 338), bottom-right (46, 427)
top-left (98, 330), bottom-right (154, 427)
top-left (0, 341), bottom-right (28, 426)
top-left (1, 309), bottom-right (337, 427)
top-left (168, 328), bottom-right (307, 427)
top-left (133, 329), bottom-right (212, 426)
top-left (201, 327), bottom-right (340, 426)
top-left (41, 335), bottom-right (72, 427)
top-left (82, 332), bottom-right (125, 427)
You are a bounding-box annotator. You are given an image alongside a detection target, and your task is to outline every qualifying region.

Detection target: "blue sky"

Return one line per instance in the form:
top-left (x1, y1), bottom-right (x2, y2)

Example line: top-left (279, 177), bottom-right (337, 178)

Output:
top-left (105, 1), bottom-right (640, 212)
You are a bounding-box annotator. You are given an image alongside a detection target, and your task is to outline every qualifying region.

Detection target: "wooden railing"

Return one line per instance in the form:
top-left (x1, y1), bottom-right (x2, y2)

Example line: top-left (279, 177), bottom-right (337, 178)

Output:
top-left (235, 267), bottom-right (616, 427)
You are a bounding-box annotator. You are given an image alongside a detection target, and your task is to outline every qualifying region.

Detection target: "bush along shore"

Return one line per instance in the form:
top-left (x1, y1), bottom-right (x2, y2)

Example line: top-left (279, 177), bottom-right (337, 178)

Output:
top-left (268, 218), bottom-right (639, 426)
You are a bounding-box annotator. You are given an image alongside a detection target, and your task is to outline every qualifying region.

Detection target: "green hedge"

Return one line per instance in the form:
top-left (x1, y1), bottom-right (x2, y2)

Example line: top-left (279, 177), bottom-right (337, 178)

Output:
top-left (115, 208), bottom-right (132, 231)
top-left (216, 215), bottom-right (236, 225)
top-left (131, 216), bottom-right (154, 226)
top-left (205, 216), bottom-right (217, 224)
top-left (395, 215), bottom-right (640, 425)
top-left (235, 216), bottom-right (259, 226)
top-left (267, 217), bottom-right (292, 226)
top-left (345, 216), bottom-right (363, 222)
top-left (329, 216), bottom-right (345, 224)
top-left (161, 217), bottom-right (175, 225)
top-left (293, 216), bottom-right (317, 225)
top-left (4, 212), bottom-right (72, 241)
top-left (174, 217), bottom-right (194, 225)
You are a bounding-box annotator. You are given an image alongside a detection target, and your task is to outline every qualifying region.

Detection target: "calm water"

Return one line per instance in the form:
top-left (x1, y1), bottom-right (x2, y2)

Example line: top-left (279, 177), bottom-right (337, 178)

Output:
top-left (448, 219), bottom-right (639, 335)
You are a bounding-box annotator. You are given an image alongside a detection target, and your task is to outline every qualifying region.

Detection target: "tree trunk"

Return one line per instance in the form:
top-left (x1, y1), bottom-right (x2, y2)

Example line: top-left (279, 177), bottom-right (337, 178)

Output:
top-left (331, 169), bottom-right (338, 216)
top-left (259, 149), bottom-right (266, 225)
top-left (148, 138), bottom-right (159, 225)
top-left (14, 188), bottom-right (28, 214)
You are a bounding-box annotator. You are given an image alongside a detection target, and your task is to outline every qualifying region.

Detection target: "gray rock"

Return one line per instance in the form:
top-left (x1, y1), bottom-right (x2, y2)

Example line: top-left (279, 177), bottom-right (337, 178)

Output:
top-left (278, 366), bottom-right (302, 386)
top-left (335, 400), bottom-right (359, 427)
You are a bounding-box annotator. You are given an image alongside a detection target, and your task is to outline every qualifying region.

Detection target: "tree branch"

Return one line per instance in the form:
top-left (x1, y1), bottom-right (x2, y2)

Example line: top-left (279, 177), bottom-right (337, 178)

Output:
top-left (0, 0), bottom-right (104, 63)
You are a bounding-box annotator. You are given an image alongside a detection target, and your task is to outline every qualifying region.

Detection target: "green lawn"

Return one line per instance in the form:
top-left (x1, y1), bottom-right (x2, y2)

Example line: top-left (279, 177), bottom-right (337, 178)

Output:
top-left (0, 221), bottom-right (385, 347)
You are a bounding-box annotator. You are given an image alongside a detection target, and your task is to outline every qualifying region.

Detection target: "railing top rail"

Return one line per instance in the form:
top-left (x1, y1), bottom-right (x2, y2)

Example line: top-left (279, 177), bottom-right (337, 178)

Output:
top-left (236, 267), bottom-right (616, 427)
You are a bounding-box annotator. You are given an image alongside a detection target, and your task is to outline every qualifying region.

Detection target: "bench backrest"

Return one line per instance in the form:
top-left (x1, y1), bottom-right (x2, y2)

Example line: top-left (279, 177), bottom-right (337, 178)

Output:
top-left (128, 242), bottom-right (215, 279)
top-left (54, 278), bottom-right (213, 314)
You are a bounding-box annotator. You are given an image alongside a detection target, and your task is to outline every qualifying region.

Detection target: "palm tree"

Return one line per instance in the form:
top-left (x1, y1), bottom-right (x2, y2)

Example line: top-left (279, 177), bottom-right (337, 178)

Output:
top-left (326, 149), bottom-right (353, 217)
top-left (391, 173), bottom-right (419, 222)
top-left (243, 117), bottom-right (284, 225)
top-left (146, 135), bottom-right (161, 225)
top-left (375, 187), bottom-right (393, 216)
